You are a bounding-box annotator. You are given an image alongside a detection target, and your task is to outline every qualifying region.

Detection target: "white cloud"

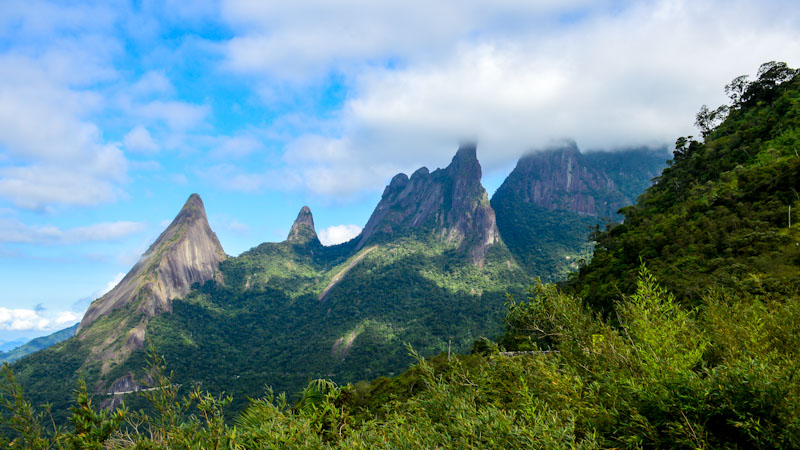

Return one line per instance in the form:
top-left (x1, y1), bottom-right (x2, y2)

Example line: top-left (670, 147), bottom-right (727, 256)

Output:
top-left (221, 0), bottom-right (800, 197)
top-left (318, 224), bottom-right (362, 246)
top-left (222, 0), bottom-right (600, 79)
top-left (131, 71), bottom-right (174, 97)
top-left (0, 307), bottom-right (80, 331)
top-left (0, 13), bottom-right (127, 210)
top-left (124, 125), bottom-right (160, 154)
top-left (98, 272), bottom-right (125, 297)
top-left (134, 100), bottom-right (210, 131)
top-left (0, 1), bottom-right (115, 42)
top-left (55, 311), bottom-right (81, 325)
top-left (210, 135), bottom-right (265, 159)
top-left (0, 218), bottom-right (146, 244)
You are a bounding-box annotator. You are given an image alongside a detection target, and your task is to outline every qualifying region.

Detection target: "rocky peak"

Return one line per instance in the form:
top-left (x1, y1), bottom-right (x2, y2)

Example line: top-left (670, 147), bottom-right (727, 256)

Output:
top-left (287, 206), bottom-right (319, 244)
top-left (77, 193), bottom-right (226, 354)
top-left (356, 144), bottom-right (499, 265)
top-left (496, 144), bottom-right (666, 218)
top-left (446, 142), bottom-right (481, 180)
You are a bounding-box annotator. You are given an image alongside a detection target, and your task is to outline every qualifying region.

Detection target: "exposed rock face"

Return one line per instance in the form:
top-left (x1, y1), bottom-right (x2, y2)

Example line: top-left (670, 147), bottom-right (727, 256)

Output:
top-left (356, 143), bottom-right (499, 265)
top-left (287, 206), bottom-right (319, 244)
top-left (498, 142), bottom-right (666, 219)
top-left (490, 143), bottom-right (667, 277)
top-left (78, 194), bottom-right (226, 346)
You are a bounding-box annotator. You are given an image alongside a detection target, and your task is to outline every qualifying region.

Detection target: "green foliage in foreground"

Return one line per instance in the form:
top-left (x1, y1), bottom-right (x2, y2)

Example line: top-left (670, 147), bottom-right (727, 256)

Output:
top-left (2, 269), bottom-right (797, 449)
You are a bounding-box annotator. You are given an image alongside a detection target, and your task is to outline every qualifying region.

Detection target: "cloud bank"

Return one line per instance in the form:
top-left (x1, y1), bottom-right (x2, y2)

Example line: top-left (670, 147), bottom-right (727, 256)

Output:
top-left (0, 219), bottom-right (146, 244)
top-left (221, 0), bottom-right (800, 197)
top-left (0, 307), bottom-right (80, 331)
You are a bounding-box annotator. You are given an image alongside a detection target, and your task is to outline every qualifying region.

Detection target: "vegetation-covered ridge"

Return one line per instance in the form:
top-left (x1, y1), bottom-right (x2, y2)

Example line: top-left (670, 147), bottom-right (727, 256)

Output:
top-left (0, 324), bottom-right (77, 364)
top-left (10, 209), bottom-right (526, 424)
top-left (2, 267), bottom-right (798, 448)
top-left (567, 61), bottom-right (800, 312)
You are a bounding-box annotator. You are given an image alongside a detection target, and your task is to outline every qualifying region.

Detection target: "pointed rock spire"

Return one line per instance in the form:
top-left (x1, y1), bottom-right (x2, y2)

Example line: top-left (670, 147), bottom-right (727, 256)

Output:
top-left (78, 193), bottom-right (226, 340)
top-left (287, 206), bottom-right (319, 244)
top-left (356, 143), bottom-right (499, 265)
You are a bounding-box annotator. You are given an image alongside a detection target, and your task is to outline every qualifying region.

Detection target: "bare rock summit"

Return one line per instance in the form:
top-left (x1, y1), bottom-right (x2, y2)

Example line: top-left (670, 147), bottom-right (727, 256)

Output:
top-left (77, 194), bottom-right (226, 355)
top-left (287, 206), bottom-right (319, 244)
top-left (356, 143), bottom-right (499, 265)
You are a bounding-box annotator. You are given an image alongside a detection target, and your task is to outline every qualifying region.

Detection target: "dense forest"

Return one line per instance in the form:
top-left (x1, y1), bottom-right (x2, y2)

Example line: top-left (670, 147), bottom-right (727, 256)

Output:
top-left (2, 62), bottom-right (799, 448)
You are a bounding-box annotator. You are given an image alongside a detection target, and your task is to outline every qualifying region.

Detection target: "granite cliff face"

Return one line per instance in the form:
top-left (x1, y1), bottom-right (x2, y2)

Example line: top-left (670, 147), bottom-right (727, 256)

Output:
top-left (497, 142), bottom-right (667, 219)
top-left (357, 144), bottom-right (499, 265)
top-left (78, 194), bottom-right (226, 352)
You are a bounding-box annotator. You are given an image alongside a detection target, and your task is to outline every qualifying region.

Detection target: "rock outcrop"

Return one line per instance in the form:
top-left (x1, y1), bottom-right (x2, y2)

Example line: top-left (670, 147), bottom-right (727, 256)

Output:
top-left (356, 143), bottom-right (499, 265)
top-left (78, 194), bottom-right (226, 347)
top-left (287, 206), bottom-right (319, 244)
top-left (497, 142), bottom-right (666, 219)
top-left (490, 142), bottom-right (667, 276)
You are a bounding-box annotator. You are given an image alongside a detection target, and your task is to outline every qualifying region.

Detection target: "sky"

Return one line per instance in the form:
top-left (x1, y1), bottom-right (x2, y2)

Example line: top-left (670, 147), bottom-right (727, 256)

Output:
top-left (0, 0), bottom-right (798, 344)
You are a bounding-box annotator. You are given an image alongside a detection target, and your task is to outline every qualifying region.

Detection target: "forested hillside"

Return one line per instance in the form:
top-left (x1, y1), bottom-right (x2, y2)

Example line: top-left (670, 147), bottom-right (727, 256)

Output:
top-left (2, 63), bottom-right (797, 449)
top-left (566, 61), bottom-right (800, 312)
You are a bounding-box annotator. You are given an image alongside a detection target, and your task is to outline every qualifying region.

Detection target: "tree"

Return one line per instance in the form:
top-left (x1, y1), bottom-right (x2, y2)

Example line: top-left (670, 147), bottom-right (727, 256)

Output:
top-left (725, 74), bottom-right (750, 106)
top-left (695, 104), bottom-right (729, 138)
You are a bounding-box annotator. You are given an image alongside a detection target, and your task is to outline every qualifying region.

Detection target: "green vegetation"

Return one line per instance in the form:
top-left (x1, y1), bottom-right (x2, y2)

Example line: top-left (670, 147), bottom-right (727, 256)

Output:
top-left (492, 198), bottom-right (597, 281)
top-left (3, 269), bottom-right (798, 448)
top-left (567, 61), bottom-right (800, 313)
top-left (130, 234), bottom-right (524, 416)
top-left (12, 231), bottom-right (525, 422)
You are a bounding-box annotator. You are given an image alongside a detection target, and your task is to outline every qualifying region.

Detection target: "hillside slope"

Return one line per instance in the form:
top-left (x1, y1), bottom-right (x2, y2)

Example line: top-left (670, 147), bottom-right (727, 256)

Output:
top-left (567, 61), bottom-right (800, 312)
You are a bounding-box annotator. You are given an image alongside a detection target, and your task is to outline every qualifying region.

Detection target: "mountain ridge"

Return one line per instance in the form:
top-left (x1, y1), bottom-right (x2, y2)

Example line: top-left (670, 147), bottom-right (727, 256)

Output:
top-left (9, 144), bottom-right (660, 423)
top-left (356, 143), bottom-right (499, 265)
top-left (491, 144), bottom-right (667, 277)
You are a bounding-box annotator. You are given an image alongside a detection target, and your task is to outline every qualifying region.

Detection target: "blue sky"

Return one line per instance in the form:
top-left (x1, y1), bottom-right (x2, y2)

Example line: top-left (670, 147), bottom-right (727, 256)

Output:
top-left (0, 0), bottom-right (798, 343)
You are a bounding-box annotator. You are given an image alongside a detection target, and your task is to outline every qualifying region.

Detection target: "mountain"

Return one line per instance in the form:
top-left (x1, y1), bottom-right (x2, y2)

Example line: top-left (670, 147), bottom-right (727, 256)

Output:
top-left (491, 143), bottom-right (667, 278)
top-left (286, 206), bottom-right (320, 244)
top-left (79, 193), bottom-right (226, 334)
top-left (76, 193), bottom-right (226, 373)
top-left (8, 194), bottom-right (227, 416)
top-left (7, 145), bottom-right (667, 422)
top-left (12, 147), bottom-right (525, 420)
top-left (127, 146), bottom-right (521, 413)
top-left (0, 339), bottom-right (27, 352)
top-left (357, 144), bottom-right (499, 265)
top-left (9, 143), bottom-right (668, 424)
top-left (0, 324), bottom-right (77, 363)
